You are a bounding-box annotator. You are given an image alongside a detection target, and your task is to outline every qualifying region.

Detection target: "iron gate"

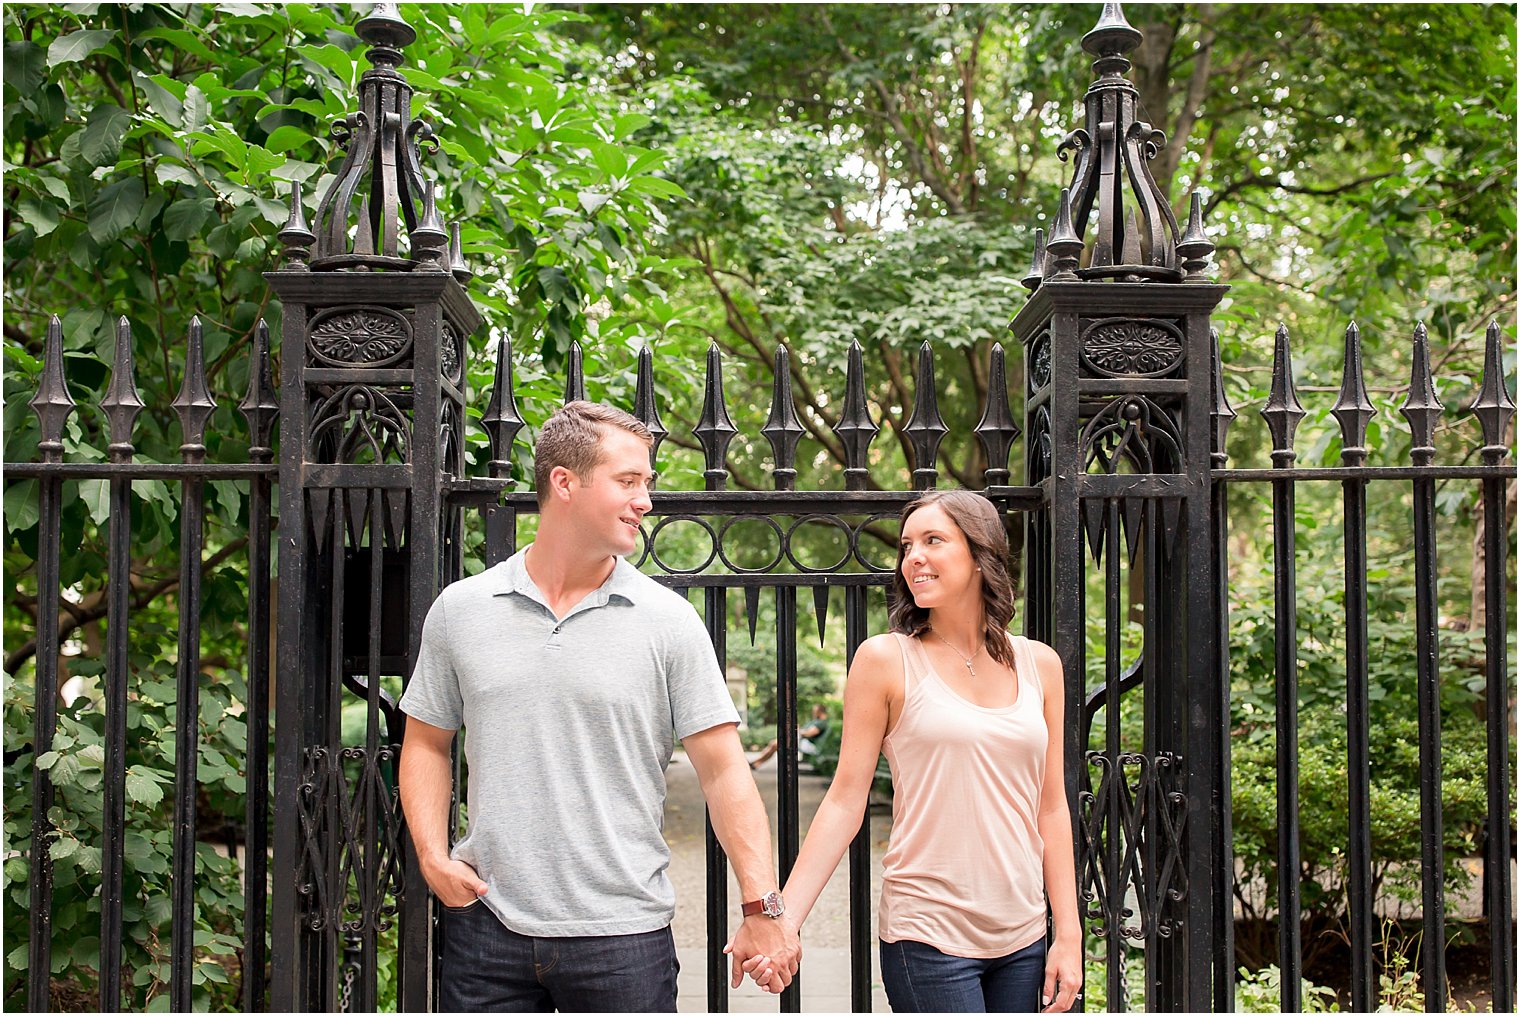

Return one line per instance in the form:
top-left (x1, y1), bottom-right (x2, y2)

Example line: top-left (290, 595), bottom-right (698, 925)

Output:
top-left (7, 2), bottom-right (1514, 1013)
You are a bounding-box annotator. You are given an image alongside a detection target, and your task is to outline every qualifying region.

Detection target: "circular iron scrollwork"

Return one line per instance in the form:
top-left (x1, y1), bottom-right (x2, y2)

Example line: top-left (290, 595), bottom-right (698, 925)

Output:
top-left (646, 515), bottom-right (719, 575)
top-left (1029, 330), bottom-right (1052, 391)
top-left (784, 515), bottom-right (854, 574)
top-left (309, 306), bottom-right (413, 367)
top-left (716, 515), bottom-right (785, 574)
top-left (1080, 318), bottom-right (1184, 378)
top-left (440, 321), bottom-right (461, 383)
top-left (852, 513), bottom-right (901, 574)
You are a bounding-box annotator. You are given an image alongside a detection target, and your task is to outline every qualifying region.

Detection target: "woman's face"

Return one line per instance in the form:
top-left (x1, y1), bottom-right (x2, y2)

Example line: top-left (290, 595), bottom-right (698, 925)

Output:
top-left (899, 503), bottom-right (980, 609)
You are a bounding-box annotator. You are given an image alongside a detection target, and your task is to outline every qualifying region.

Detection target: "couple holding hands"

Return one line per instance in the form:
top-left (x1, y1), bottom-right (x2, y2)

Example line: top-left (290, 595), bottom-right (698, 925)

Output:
top-left (398, 402), bottom-right (1079, 1013)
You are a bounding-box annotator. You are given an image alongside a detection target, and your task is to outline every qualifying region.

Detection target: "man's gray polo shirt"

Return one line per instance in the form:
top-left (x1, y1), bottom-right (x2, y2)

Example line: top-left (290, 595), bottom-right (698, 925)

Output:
top-left (399, 546), bottom-right (740, 937)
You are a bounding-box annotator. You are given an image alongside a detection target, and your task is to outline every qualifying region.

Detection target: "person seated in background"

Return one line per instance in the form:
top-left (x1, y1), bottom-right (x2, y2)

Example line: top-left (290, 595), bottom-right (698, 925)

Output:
top-left (749, 703), bottom-right (831, 769)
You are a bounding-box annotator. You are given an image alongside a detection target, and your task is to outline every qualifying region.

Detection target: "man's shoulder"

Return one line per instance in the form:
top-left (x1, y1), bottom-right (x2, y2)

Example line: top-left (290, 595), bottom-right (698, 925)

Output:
top-left (433, 562), bottom-right (511, 606)
top-left (616, 561), bottom-right (699, 618)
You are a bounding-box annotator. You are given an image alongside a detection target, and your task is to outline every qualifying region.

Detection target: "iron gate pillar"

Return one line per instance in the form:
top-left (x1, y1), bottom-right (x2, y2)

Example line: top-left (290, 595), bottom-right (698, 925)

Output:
top-left (1012, 3), bottom-right (1229, 1010)
top-left (269, 4), bottom-right (477, 1011)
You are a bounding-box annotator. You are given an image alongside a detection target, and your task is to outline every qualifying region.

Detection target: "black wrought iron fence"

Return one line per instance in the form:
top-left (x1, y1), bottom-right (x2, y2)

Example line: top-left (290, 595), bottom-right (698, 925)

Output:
top-left (5, 2), bottom-right (1516, 1014)
top-left (7, 315), bottom-right (279, 1012)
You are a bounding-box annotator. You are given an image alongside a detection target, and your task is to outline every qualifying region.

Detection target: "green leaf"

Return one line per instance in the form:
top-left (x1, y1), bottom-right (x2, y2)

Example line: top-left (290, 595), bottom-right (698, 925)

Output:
top-left (86, 177), bottom-right (146, 244)
top-left (34, 750), bottom-right (59, 770)
top-left (4, 480), bottom-right (40, 533)
top-left (48, 837), bottom-right (79, 862)
top-left (78, 103), bottom-right (134, 167)
top-left (263, 124), bottom-right (312, 153)
top-left (163, 198), bottom-right (215, 241)
top-left (47, 29), bottom-right (116, 68)
top-left (16, 198), bottom-right (60, 238)
top-left (625, 176), bottom-right (688, 200)
top-left (38, 177), bottom-right (70, 203)
top-left (79, 478), bottom-right (111, 525)
top-left (135, 27), bottom-right (216, 65)
top-left (182, 85), bottom-right (210, 133)
top-left (7, 944), bottom-right (26, 971)
top-left (125, 770), bottom-right (164, 807)
top-left (3, 42), bottom-right (47, 96)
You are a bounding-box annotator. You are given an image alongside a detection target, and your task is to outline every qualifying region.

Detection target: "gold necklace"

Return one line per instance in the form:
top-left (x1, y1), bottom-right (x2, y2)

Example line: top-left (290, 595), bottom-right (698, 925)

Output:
top-left (931, 629), bottom-right (983, 679)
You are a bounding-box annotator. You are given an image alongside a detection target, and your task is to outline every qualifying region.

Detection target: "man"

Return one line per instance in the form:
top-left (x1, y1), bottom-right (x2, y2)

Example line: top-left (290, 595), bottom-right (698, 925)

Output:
top-left (748, 703), bottom-right (831, 770)
top-left (399, 401), bottom-right (800, 1011)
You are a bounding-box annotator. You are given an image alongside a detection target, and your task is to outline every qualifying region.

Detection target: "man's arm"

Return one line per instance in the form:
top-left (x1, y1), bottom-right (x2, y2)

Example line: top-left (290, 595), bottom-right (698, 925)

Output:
top-left (682, 722), bottom-right (801, 991)
top-left (398, 716), bottom-right (488, 909)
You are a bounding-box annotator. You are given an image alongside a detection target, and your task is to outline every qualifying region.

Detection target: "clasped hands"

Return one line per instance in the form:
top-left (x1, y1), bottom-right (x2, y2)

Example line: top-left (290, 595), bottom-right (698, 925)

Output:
top-left (723, 914), bottom-right (801, 994)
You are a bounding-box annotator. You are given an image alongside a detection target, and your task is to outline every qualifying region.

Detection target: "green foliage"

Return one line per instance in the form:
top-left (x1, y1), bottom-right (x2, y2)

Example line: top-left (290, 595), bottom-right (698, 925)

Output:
top-left (3, 660), bottom-right (249, 1010)
top-left (1226, 539), bottom-right (1508, 974)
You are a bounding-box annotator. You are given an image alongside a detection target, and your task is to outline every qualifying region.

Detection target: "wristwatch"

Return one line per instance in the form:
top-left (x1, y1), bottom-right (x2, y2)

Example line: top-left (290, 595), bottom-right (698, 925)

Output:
top-left (741, 890), bottom-right (785, 918)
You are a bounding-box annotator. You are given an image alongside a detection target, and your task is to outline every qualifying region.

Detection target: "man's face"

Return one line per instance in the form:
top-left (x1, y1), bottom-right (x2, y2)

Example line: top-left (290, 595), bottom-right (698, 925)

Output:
top-left (564, 428), bottom-right (654, 558)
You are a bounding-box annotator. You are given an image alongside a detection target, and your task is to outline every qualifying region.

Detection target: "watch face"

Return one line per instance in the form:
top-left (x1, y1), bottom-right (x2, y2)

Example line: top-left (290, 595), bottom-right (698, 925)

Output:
top-left (762, 891), bottom-right (785, 917)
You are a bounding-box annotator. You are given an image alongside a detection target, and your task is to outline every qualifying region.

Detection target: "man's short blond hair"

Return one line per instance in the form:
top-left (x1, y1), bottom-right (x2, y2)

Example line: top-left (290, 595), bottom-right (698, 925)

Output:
top-left (535, 401), bottom-right (653, 506)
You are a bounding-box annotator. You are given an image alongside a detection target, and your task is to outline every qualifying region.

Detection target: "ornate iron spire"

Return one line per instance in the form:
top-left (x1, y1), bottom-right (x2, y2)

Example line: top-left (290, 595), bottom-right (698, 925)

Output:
top-left (1331, 322), bottom-right (1375, 467)
top-left (29, 315), bottom-right (75, 464)
top-left (633, 344), bottom-right (667, 477)
top-left (832, 340), bottom-right (879, 491)
top-left (481, 335), bottom-right (523, 479)
top-left (904, 341), bottom-right (948, 490)
top-left (762, 346), bottom-right (806, 491)
top-left (101, 316), bottom-right (145, 462)
top-left (310, 2), bottom-right (446, 270)
top-left (1470, 321), bottom-right (1514, 465)
top-left (1025, 1), bottom-right (1214, 291)
top-left (1399, 322), bottom-right (1443, 467)
top-left (171, 316), bottom-right (218, 462)
top-left (277, 182), bottom-right (315, 270)
top-left (975, 343), bottom-right (1020, 486)
top-left (694, 342), bottom-right (737, 490)
top-left (1261, 324), bottom-right (1305, 466)
top-left (239, 320), bottom-right (279, 463)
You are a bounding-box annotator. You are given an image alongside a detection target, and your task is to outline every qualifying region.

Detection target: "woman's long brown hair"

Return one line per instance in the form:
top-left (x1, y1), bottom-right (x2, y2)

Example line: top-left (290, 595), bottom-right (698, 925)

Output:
top-left (888, 489), bottom-right (1018, 669)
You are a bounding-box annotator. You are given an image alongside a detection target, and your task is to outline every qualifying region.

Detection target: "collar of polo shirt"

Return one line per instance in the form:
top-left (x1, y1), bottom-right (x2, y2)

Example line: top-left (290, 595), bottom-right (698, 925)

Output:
top-left (491, 545), bottom-right (643, 612)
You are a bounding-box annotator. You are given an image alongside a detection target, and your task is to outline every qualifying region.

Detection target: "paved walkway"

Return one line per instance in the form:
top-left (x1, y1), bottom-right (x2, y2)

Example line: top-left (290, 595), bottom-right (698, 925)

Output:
top-left (664, 751), bottom-right (892, 1012)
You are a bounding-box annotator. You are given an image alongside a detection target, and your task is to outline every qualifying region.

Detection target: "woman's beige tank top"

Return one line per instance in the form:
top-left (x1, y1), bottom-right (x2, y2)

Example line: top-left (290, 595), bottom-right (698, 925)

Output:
top-left (877, 632), bottom-right (1049, 958)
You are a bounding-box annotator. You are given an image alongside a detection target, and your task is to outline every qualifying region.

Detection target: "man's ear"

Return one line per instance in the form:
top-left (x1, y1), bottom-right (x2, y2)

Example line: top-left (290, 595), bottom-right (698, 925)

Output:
top-left (548, 465), bottom-right (577, 503)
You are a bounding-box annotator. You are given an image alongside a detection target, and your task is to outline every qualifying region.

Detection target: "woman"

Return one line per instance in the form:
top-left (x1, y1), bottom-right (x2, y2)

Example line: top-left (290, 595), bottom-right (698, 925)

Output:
top-left (747, 490), bottom-right (1080, 1012)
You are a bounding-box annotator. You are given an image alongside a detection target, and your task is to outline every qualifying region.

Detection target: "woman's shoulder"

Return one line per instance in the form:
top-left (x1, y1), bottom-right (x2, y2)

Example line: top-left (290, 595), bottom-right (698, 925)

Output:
top-left (1019, 636), bottom-right (1062, 668)
top-left (846, 633), bottom-right (907, 685)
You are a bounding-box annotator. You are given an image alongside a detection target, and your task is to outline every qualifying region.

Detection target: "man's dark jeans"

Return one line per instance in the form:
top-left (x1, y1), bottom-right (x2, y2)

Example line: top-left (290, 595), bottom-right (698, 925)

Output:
top-left (439, 899), bottom-right (678, 1012)
top-left (879, 936), bottom-right (1047, 1013)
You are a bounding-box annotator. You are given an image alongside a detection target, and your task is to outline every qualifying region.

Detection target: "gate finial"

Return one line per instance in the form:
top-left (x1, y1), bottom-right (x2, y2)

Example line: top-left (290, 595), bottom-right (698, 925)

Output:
top-left (1331, 322), bottom-right (1375, 466)
top-left (1470, 321), bottom-right (1515, 465)
top-left (1399, 323), bottom-right (1443, 467)
top-left (29, 315), bottom-right (76, 464)
top-left (309, 2), bottom-right (453, 271)
top-left (974, 343), bottom-right (1020, 486)
top-left (633, 344), bottom-right (668, 476)
top-left (1027, 0), bottom-right (1221, 290)
top-left (762, 346), bottom-right (806, 491)
top-left (101, 316), bottom-right (145, 462)
top-left (833, 340), bottom-right (879, 491)
top-left (1262, 324), bottom-right (1306, 466)
top-left (904, 341), bottom-right (948, 490)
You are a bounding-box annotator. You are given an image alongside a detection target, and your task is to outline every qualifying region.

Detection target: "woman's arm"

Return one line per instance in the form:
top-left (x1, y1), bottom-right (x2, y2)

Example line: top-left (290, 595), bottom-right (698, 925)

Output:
top-left (779, 634), bottom-right (901, 931)
top-left (1032, 640), bottom-right (1081, 1012)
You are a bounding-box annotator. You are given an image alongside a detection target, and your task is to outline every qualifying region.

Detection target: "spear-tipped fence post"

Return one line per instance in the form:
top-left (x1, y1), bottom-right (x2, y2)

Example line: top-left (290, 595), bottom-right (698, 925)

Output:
top-left (904, 341), bottom-right (948, 490)
top-left (762, 346), bottom-right (806, 491)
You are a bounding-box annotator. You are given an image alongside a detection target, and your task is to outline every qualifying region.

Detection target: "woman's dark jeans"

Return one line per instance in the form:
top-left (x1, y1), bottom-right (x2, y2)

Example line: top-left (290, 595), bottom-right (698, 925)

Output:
top-left (879, 936), bottom-right (1047, 1013)
top-left (438, 899), bottom-right (679, 1012)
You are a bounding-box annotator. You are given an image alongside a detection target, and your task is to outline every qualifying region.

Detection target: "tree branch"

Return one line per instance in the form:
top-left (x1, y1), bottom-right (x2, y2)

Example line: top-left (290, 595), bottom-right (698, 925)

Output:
top-left (6, 537), bottom-right (250, 675)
